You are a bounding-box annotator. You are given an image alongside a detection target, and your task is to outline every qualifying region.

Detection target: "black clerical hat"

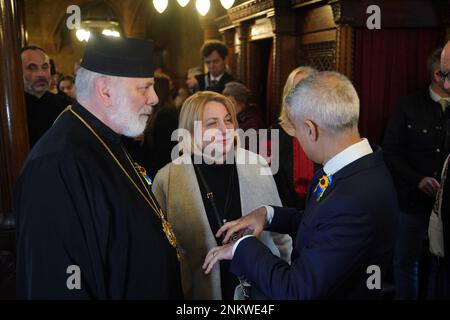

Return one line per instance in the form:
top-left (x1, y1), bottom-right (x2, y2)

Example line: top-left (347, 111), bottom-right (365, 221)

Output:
top-left (81, 33), bottom-right (154, 78)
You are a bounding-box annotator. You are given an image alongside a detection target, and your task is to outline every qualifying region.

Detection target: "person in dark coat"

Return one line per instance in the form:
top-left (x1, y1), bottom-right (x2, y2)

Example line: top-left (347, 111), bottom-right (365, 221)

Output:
top-left (15, 34), bottom-right (182, 300)
top-left (222, 81), bottom-right (265, 132)
top-left (142, 76), bottom-right (180, 179)
top-left (21, 46), bottom-right (71, 147)
top-left (203, 72), bottom-right (399, 300)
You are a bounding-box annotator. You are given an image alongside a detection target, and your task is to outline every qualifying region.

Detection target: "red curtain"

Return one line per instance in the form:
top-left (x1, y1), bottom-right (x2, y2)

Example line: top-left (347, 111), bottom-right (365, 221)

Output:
top-left (353, 28), bottom-right (445, 145)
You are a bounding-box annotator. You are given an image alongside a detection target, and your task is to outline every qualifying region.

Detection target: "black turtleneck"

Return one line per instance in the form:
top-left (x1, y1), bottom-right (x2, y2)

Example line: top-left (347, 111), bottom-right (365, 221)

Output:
top-left (192, 157), bottom-right (242, 300)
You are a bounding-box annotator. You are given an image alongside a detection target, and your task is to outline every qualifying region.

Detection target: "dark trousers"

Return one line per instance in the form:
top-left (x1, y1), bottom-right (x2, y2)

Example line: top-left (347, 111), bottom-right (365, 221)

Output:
top-left (394, 210), bottom-right (430, 299)
top-left (427, 256), bottom-right (450, 299)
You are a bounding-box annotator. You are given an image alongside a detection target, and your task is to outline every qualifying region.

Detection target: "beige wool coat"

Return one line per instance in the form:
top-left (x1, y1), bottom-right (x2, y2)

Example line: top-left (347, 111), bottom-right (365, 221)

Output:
top-left (152, 148), bottom-right (292, 300)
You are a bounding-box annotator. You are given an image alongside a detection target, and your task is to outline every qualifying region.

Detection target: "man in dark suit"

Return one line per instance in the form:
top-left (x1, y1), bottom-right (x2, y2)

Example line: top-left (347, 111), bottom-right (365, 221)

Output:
top-left (193, 39), bottom-right (234, 93)
top-left (202, 71), bottom-right (398, 299)
top-left (383, 48), bottom-right (449, 299)
top-left (428, 40), bottom-right (450, 299)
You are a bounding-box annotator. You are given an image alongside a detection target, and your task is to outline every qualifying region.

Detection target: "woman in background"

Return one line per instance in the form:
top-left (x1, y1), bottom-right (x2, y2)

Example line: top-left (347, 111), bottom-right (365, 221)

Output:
top-left (222, 81), bottom-right (265, 131)
top-left (58, 75), bottom-right (76, 100)
top-left (268, 66), bottom-right (318, 210)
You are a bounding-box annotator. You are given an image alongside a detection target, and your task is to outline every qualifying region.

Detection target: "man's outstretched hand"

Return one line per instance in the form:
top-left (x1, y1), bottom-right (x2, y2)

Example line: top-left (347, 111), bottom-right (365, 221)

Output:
top-left (216, 206), bottom-right (268, 244)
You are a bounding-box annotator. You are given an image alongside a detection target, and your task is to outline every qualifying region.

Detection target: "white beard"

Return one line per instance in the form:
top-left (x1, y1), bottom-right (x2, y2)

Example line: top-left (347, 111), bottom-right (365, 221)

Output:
top-left (110, 95), bottom-right (151, 138)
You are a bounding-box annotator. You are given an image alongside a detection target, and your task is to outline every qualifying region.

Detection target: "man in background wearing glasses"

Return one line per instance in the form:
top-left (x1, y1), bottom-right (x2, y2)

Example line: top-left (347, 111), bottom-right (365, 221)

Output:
top-left (383, 47), bottom-right (450, 300)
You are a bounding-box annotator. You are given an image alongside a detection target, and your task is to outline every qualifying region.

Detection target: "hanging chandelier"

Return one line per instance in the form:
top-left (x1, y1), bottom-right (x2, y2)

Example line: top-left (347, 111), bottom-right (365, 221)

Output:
top-left (152, 0), bottom-right (235, 15)
top-left (74, 3), bottom-right (122, 42)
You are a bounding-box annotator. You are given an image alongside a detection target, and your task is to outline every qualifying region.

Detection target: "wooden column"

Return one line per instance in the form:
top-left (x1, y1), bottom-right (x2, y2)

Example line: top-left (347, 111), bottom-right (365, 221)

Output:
top-left (0, 0), bottom-right (28, 244)
top-left (336, 24), bottom-right (354, 79)
top-left (269, 4), bottom-right (297, 124)
top-left (236, 23), bottom-right (250, 84)
top-left (222, 28), bottom-right (236, 76)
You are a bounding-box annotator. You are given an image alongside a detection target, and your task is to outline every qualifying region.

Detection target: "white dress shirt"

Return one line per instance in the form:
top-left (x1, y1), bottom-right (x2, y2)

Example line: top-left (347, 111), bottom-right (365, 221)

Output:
top-left (205, 72), bottom-right (224, 88)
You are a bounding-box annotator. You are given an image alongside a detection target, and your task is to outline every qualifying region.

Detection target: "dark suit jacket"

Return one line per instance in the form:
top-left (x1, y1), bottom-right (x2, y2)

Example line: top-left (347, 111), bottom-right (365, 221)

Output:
top-left (195, 72), bottom-right (234, 93)
top-left (383, 89), bottom-right (448, 214)
top-left (230, 149), bottom-right (398, 299)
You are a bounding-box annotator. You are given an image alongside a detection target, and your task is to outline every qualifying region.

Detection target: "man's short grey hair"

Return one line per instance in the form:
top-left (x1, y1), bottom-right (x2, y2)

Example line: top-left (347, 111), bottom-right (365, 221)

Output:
top-left (75, 67), bottom-right (122, 100)
top-left (222, 81), bottom-right (252, 105)
top-left (285, 71), bottom-right (360, 132)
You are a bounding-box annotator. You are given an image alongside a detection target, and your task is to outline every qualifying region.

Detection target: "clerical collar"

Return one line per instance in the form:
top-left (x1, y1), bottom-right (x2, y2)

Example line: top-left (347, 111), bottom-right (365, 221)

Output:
top-left (323, 138), bottom-right (373, 176)
top-left (72, 102), bottom-right (122, 144)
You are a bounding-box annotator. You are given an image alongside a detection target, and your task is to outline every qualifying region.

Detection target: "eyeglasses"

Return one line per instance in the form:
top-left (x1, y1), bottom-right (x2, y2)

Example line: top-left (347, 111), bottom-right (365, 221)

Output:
top-left (437, 70), bottom-right (450, 82)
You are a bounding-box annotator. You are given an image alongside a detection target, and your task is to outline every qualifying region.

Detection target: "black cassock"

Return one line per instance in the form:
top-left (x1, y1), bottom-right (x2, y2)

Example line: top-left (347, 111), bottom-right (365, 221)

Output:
top-left (15, 102), bottom-right (182, 299)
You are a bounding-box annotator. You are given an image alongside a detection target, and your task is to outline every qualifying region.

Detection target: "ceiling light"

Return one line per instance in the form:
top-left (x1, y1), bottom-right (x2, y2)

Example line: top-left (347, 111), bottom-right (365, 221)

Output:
top-left (196, 0), bottom-right (210, 16)
top-left (220, 0), bottom-right (235, 10)
top-left (76, 29), bottom-right (90, 42)
top-left (102, 29), bottom-right (120, 37)
top-left (177, 0), bottom-right (190, 7)
top-left (153, 0), bottom-right (168, 13)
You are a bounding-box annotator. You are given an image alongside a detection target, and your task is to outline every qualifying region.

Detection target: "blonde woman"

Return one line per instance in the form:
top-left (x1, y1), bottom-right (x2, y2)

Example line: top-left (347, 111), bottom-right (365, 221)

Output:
top-left (152, 91), bottom-right (292, 300)
top-left (268, 66), bottom-right (318, 210)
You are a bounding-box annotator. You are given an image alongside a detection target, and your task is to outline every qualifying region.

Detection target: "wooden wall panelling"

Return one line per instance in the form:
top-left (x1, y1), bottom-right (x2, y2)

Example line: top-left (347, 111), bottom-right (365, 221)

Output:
top-left (236, 22), bottom-right (250, 85)
top-left (298, 41), bottom-right (336, 71)
top-left (228, 0), bottom-right (274, 23)
top-left (335, 25), bottom-right (354, 79)
top-left (269, 2), bottom-right (298, 124)
top-left (222, 28), bottom-right (237, 78)
top-left (297, 2), bottom-right (338, 72)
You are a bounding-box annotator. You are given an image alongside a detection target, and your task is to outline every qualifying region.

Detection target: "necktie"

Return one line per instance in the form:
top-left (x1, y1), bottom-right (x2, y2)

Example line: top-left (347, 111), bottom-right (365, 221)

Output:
top-left (439, 99), bottom-right (449, 113)
top-left (210, 79), bottom-right (218, 87)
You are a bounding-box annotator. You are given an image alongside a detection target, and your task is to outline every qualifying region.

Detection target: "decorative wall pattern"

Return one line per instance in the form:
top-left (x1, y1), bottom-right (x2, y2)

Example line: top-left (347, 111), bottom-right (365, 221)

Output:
top-left (299, 41), bottom-right (336, 71)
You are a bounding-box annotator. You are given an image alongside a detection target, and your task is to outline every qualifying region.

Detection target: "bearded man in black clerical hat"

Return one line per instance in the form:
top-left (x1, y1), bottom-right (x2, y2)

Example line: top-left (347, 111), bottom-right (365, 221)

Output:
top-left (15, 34), bottom-right (183, 299)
